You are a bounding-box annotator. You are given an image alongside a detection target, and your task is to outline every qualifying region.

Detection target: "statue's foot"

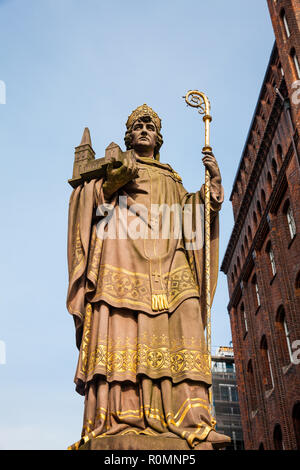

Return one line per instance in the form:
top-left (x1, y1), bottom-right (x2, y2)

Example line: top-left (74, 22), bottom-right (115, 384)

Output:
top-left (206, 430), bottom-right (231, 450)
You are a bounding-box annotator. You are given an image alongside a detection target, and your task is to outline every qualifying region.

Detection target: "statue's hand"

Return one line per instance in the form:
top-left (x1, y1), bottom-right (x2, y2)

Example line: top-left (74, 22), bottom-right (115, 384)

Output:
top-left (202, 151), bottom-right (221, 182)
top-left (103, 152), bottom-right (138, 199)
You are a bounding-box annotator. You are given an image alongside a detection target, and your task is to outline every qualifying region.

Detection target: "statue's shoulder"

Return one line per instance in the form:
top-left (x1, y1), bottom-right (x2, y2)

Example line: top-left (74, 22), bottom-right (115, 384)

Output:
top-left (163, 163), bottom-right (183, 183)
top-left (169, 168), bottom-right (182, 183)
top-left (136, 157), bottom-right (183, 183)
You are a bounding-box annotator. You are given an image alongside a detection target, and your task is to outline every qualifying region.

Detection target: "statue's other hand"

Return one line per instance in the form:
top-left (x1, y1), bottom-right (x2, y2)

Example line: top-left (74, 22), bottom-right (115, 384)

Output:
top-left (202, 151), bottom-right (221, 182)
top-left (104, 153), bottom-right (138, 198)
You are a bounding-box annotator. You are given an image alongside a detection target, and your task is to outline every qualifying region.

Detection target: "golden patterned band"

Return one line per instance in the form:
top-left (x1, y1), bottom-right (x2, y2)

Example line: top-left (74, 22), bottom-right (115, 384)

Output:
top-left (93, 264), bottom-right (199, 313)
top-left (80, 320), bottom-right (211, 383)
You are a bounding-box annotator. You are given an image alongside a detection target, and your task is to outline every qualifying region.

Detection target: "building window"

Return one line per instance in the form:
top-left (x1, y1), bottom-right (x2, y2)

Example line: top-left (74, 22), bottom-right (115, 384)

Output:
top-left (272, 158), bottom-right (278, 176)
top-left (257, 200), bottom-right (262, 217)
top-left (266, 241), bottom-right (276, 276)
top-left (273, 424), bottom-right (284, 450)
top-left (283, 316), bottom-right (292, 362)
top-left (260, 336), bottom-right (274, 391)
top-left (231, 386), bottom-right (238, 402)
top-left (244, 235), bottom-right (249, 251)
top-left (283, 200), bottom-right (297, 240)
top-left (255, 281), bottom-right (260, 306)
top-left (277, 144), bottom-right (283, 161)
top-left (248, 225), bottom-right (252, 242)
top-left (287, 206), bottom-right (297, 239)
top-left (247, 360), bottom-right (257, 412)
top-left (252, 274), bottom-right (261, 308)
top-left (280, 9), bottom-right (291, 38)
top-left (240, 303), bottom-right (248, 336)
top-left (276, 306), bottom-right (293, 365)
top-left (226, 362), bottom-right (234, 373)
top-left (219, 384), bottom-right (238, 402)
top-left (278, 62), bottom-right (284, 77)
top-left (291, 48), bottom-right (300, 79)
top-left (261, 189), bottom-right (266, 209)
top-left (292, 403), bottom-right (300, 450)
top-left (296, 272), bottom-right (300, 292)
top-left (220, 385), bottom-right (230, 401)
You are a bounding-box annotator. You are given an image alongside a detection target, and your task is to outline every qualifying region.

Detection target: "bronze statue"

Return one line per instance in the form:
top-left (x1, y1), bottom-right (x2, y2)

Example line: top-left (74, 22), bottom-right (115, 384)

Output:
top-left (67, 104), bottom-right (230, 450)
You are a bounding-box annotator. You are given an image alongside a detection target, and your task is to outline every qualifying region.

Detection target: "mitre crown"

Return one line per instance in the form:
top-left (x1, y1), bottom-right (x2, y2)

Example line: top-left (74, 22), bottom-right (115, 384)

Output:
top-left (126, 104), bottom-right (161, 131)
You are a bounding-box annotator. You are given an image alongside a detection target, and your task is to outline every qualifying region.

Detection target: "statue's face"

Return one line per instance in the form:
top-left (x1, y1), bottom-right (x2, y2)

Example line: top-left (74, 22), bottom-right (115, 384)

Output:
top-left (130, 117), bottom-right (157, 155)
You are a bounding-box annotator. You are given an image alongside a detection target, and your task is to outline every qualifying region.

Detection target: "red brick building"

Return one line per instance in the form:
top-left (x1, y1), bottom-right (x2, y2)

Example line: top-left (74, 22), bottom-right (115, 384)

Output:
top-left (221, 0), bottom-right (300, 450)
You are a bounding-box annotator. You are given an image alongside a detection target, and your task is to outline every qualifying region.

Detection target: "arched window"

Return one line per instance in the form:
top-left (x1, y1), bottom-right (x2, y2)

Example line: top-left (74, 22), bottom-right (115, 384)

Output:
top-left (237, 256), bottom-right (241, 272)
top-left (273, 424), bottom-right (284, 450)
top-left (258, 442), bottom-right (264, 450)
top-left (276, 306), bottom-right (293, 366)
top-left (247, 360), bottom-right (257, 412)
top-left (241, 302), bottom-right (248, 336)
top-left (234, 264), bottom-right (237, 278)
top-left (280, 9), bottom-right (291, 38)
top-left (231, 272), bottom-right (234, 284)
top-left (241, 244), bottom-right (245, 261)
top-left (272, 158), bottom-right (278, 176)
top-left (266, 241), bottom-right (276, 277)
top-left (277, 144), bottom-right (283, 161)
top-left (291, 48), bottom-right (300, 79)
top-left (296, 271), bottom-right (300, 291)
top-left (287, 206), bottom-right (297, 239)
top-left (244, 235), bottom-right (249, 251)
top-left (260, 335), bottom-right (274, 391)
top-left (248, 225), bottom-right (252, 242)
top-left (261, 189), bottom-right (266, 209)
top-left (257, 200), bottom-right (262, 217)
top-left (283, 200), bottom-right (297, 239)
top-left (252, 274), bottom-right (261, 308)
top-left (279, 63), bottom-right (285, 77)
top-left (292, 403), bottom-right (300, 450)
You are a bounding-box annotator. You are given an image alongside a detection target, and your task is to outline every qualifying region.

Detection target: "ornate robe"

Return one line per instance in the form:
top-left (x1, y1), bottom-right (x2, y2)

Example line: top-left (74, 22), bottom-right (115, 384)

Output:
top-left (67, 156), bottom-right (223, 449)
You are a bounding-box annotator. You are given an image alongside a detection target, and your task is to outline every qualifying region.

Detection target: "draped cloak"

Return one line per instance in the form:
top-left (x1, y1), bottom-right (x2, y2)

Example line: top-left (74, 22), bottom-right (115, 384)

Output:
top-left (66, 155), bottom-right (224, 449)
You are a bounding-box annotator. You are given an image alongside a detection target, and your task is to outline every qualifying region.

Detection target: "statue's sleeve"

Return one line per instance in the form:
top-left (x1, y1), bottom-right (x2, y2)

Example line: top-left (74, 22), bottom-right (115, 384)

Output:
top-left (199, 178), bottom-right (224, 216)
top-left (181, 179), bottom-right (224, 328)
top-left (66, 178), bottom-right (108, 348)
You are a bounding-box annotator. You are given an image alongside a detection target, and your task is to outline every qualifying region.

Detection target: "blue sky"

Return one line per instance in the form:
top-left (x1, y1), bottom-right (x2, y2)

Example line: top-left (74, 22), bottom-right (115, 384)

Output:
top-left (0, 0), bottom-right (274, 449)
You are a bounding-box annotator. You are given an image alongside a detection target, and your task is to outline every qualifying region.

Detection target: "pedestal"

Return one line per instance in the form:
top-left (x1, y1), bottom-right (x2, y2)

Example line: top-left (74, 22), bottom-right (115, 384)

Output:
top-left (78, 435), bottom-right (215, 450)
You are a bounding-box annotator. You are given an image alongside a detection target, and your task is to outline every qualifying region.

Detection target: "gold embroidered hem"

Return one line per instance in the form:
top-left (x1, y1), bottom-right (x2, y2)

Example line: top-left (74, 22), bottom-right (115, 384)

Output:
top-left (79, 337), bottom-right (211, 384)
top-left (89, 264), bottom-right (199, 315)
top-left (75, 298), bottom-right (211, 391)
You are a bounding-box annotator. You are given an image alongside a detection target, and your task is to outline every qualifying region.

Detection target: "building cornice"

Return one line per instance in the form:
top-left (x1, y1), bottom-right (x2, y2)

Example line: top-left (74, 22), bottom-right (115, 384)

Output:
top-left (229, 42), bottom-right (278, 201)
top-left (221, 81), bottom-right (285, 274)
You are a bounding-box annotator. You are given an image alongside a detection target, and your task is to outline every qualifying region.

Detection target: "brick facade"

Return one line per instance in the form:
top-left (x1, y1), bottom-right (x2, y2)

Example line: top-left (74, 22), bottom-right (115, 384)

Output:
top-left (221, 0), bottom-right (300, 450)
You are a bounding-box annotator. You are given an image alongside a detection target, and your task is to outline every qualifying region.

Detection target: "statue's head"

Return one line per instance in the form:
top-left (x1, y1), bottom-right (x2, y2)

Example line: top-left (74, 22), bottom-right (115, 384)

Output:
top-left (124, 104), bottom-right (163, 160)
